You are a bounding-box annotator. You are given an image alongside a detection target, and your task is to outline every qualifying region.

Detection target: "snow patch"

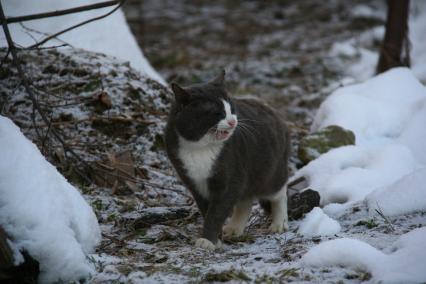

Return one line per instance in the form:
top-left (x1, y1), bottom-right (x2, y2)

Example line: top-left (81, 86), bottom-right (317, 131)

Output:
top-left (302, 227), bottom-right (426, 283)
top-left (366, 167), bottom-right (426, 217)
top-left (0, 116), bottom-right (101, 283)
top-left (293, 68), bottom-right (426, 217)
top-left (298, 207), bottom-right (341, 237)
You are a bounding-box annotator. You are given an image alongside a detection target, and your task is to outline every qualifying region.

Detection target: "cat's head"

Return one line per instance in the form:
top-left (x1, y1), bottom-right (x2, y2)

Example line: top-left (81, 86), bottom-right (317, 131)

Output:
top-left (170, 70), bottom-right (238, 146)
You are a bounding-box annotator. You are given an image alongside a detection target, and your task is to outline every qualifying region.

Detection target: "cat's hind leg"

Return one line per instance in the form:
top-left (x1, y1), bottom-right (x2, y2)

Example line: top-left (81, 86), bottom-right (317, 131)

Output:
top-left (267, 185), bottom-right (289, 233)
top-left (223, 199), bottom-right (252, 237)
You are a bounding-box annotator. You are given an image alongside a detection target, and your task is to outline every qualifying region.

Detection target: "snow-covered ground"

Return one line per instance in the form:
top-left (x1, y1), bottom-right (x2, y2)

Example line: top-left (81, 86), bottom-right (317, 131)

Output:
top-left (303, 227), bottom-right (426, 283)
top-left (0, 0), bottom-right (165, 84)
top-left (0, 116), bottom-right (100, 283)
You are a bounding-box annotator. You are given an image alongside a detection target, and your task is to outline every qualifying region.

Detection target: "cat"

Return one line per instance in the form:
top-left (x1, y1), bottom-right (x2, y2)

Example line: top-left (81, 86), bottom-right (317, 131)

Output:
top-left (165, 70), bottom-right (290, 250)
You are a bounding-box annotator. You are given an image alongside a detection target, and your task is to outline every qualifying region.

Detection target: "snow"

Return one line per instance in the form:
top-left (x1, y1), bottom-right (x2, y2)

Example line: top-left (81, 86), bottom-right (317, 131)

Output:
top-left (0, 116), bottom-right (101, 283)
top-left (0, 0), bottom-right (165, 85)
top-left (302, 227), bottom-right (426, 283)
top-left (295, 67), bottom-right (426, 283)
top-left (292, 68), bottom-right (426, 217)
top-left (298, 207), bottom-right (341, 237)
top-left (311, 68), bottom-right (425, 144)
top-left (367, 167), bottom-right (426, 217)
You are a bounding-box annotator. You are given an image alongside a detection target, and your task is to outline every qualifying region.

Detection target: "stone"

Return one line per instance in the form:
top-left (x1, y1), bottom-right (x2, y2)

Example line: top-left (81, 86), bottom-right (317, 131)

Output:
top-left (298, 125), bottom-right (355, 165)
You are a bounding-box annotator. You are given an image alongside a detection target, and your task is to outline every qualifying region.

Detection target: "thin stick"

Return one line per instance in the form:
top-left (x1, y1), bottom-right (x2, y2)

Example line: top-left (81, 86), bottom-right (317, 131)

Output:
top-left (19, 22), bottom-right (71, 48)
top-left (28, 1), bottom-right (125, 49)
top-left (0, 1), bottom-right (120, 24)
top-left (36, 116), bottom-right (155, 128)
top-left (375, 202), bottom-right (395, 232)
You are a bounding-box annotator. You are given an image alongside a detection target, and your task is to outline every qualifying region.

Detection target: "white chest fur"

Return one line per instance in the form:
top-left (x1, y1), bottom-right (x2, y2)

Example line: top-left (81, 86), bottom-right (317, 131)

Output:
top-left (177, 137), bottom-right (223, 199)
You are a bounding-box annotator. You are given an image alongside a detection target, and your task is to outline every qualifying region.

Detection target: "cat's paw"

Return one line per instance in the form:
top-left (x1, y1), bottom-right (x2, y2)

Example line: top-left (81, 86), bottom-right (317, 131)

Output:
top-left (223, 224), bottom-right (245, 237)
top-left (268, 221), bottom-right (289, 234)
top-left (195, 238), bottom-right (216, 250)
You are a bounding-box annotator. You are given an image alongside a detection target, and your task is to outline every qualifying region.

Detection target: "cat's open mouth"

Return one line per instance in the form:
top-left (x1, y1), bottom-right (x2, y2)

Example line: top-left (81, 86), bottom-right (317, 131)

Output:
top-left (210, 127), bottom-right (233, 140)
top-left (216, 129), bottom-right (231, 140)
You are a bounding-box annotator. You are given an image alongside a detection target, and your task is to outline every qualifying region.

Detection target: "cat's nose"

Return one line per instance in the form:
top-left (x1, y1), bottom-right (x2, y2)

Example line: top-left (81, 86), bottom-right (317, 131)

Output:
top-left (227, 119), bottom-right (236, 127)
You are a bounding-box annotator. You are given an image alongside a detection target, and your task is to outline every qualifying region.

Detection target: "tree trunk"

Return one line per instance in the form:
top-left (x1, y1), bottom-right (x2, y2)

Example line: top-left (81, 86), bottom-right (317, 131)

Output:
top-left (376, 0), bottom-right (410, 73)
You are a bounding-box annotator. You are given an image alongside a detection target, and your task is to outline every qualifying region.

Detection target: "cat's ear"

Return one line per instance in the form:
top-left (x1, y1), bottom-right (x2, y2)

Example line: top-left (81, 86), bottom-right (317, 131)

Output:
top-left (171, 83), bottom-right (190, 105)
top-left (209, 69), bottom-right (225, 86)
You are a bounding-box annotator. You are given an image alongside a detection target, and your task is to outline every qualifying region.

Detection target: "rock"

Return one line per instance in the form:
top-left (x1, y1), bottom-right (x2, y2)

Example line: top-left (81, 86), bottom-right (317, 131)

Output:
top-left (123, 207), bottom-right (192, 229)
top-left (288, 189), bottom-right (320, 220)
top-left (298, 125), bottom-right (355, 165)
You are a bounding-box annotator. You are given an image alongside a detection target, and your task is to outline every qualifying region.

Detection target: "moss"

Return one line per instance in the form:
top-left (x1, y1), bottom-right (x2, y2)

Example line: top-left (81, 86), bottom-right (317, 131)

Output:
top-left (278, 268), bottom-right (300, 278)
top-left (298, 125), bottom-right (355, 165)
top-left (83, 79), bottom-right (102, 92)
top-left (204, 269), bottom-right (251, 282)
top-left (150, 134), bottom-right (165, 151)
top-left (92, 199), bottom-right (104, 211)
top-left (355, 219), bottom-right (378, 229)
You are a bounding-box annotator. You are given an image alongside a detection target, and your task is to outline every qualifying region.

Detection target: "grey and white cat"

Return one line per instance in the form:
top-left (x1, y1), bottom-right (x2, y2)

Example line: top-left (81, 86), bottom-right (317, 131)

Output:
top-left (165, 71), bottom-right (290, 249)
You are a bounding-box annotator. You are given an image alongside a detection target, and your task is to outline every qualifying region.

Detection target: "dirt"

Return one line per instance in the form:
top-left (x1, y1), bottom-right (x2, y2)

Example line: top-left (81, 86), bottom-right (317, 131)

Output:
top-left (124, 0), bottom-right (384, 120)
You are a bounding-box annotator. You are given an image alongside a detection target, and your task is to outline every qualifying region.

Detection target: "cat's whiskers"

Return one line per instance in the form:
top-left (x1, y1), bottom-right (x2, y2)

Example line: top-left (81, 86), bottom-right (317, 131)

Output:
top-left (238, 118), bottom-right (264, 125)
top-left (238, 121), bottom-right (259, 135)
top-left (236, 121), bottom-right (257, 141)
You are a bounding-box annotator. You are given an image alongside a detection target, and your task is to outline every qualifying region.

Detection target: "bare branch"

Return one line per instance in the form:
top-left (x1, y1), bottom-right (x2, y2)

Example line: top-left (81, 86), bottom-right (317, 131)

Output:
top-left (28, 1), bottom-right (125, 49)
top-left (0, 1), bottom-right (120, 24)
top-left (18, 22), bottom-right (72, 48)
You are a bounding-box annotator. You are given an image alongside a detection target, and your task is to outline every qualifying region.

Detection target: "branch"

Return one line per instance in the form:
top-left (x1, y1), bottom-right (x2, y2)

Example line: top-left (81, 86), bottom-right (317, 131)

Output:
top-left (18, 22), bottom-right (72, 48)
top-left (28, 0), bottom-right (125, 49)
top-left (0, 1), bottom-right (120, 24)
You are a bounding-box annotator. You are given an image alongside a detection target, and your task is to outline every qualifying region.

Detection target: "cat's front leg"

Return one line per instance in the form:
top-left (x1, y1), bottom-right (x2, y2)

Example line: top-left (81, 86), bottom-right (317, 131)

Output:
top-left (196, 192), bottom-right (236, 250)
top-left (190, 189), bottom-right (209, 218)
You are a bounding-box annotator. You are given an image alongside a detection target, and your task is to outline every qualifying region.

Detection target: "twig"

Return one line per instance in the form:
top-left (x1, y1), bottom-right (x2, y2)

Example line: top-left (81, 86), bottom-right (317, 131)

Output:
top-left (18, 22), bottom-right (71, 48)
top-left (36, 116), bottom-right (155, 128)
top-left (0, 1), bottom-right (121, 24)
top-left (28, 1), bottom-right (125, 49)
top-left (41, 114), bottom-right (53, 154)
top-left (375, 202), bottom-right (395, 232)
top-left (90, 163), bottom-right (190, 197)
top-left (288, 176), bottom-right (306, 189)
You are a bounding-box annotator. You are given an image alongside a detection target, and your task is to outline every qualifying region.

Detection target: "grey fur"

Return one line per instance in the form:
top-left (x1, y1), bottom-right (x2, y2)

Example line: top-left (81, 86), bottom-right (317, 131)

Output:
top-left (165, 73), bottom-right (290, 245)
